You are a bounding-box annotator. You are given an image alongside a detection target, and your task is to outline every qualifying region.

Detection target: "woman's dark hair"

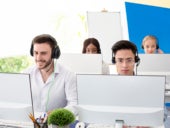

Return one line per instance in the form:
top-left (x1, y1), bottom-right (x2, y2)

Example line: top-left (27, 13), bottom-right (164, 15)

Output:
top-left (82, 38), bottom-right (101, 53)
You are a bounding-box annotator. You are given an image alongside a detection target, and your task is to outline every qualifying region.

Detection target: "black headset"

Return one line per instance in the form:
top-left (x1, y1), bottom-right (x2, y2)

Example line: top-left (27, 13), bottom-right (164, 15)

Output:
top-left (30, 35), bottom-right (61, 59)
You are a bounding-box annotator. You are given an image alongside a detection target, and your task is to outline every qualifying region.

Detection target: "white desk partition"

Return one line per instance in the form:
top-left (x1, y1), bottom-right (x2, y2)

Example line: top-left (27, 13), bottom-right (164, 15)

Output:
top-left (77, 74), bottom-right (165, 128)
top-left (0, 73), bottom-right (33, 123)
top-left (137, 54), bottom-right (170, 75)
top-left (58, 53), bottom-right (103, 74)
top-left (137, 54), bottom-right (170, 102)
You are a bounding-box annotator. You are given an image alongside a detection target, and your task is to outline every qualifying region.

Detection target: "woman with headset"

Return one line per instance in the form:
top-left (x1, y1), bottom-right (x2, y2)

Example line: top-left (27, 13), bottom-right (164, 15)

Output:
top-left (24, 34), bottom-right (78, 116)
top-left (141, 35), bottom-right (164, 54)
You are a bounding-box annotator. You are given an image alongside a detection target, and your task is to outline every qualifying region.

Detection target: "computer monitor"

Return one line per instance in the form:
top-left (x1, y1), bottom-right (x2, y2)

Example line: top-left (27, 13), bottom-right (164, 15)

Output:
top-left (137, 54), bottom-right (170, 102)
top-left (0, 73), bottom-right (33, 124)
top-left (76, 74), bottom-right (165, 128)
top-left (58, 53), bottom-right (103, 74)
top-left (137, 54), bottom-right (170, 75)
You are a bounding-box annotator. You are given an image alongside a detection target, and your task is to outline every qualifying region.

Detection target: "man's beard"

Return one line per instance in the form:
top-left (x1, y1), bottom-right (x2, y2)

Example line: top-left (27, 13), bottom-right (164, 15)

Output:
top-left (36, 59), bottom-right (53, 72)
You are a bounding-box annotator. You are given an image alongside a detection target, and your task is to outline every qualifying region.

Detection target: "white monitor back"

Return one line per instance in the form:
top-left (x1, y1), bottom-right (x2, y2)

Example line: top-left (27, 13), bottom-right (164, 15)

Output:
top-left (137, 54), bottom-right (170, 75)
top-left (0, 73), bottom-right (33, 122)
top-left (137, 54), bottom-right (170, 98)
top-left (76, 74), bottom-right (165, 127)
top-left (58, 53), bottom-right (103, 74)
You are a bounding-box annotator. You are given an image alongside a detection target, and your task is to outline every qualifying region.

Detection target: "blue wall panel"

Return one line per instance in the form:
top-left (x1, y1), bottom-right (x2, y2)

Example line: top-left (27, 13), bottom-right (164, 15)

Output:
top-left (125, 2), bottom-right (170, 53)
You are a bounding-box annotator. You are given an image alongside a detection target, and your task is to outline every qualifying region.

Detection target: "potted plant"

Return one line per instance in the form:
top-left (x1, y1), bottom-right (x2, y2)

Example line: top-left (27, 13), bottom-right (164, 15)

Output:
top-left (48, 108), bottom-right (75, 128)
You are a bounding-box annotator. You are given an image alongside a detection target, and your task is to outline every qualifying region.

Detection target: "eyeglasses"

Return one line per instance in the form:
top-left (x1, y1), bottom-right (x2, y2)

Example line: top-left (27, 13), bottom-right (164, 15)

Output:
top-left (115, 58), bottom-right (135, 65)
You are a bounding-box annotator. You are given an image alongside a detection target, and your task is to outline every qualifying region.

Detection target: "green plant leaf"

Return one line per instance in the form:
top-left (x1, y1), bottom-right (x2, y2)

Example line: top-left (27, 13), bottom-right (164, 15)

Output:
top-left (48, 108), bottom-right (75, 127)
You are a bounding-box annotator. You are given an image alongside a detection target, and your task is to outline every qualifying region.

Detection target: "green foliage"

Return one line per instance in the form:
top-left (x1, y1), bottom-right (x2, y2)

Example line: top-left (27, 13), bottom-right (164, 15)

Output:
top-left (0, 56), bottom-right (33, 73)
top-left (48, 108), bottom-right (75, 127)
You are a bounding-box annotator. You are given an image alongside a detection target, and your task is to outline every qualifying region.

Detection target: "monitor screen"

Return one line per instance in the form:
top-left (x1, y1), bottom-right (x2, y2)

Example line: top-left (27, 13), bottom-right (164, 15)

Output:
top-left (76, 74), bottom-right (165, 127)
top-left (58, 53), bottom-right (103, 74)
top-left (0, 73), bottom-right (33, 124)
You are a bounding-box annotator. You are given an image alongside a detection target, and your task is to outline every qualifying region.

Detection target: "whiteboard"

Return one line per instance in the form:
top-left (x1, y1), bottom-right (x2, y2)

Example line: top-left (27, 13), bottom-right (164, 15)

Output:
top-left (87, 12), bottom-right (123, 63)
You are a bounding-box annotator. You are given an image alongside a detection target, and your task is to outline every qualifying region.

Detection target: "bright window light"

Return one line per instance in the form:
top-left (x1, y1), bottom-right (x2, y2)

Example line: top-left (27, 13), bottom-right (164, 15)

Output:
top-left (0, 0), bottom-right (124, 57)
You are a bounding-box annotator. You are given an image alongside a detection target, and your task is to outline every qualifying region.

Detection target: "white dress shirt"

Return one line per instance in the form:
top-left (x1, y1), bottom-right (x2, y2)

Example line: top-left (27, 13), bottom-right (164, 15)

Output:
top-left (24, 62), bottom-right (78, 115)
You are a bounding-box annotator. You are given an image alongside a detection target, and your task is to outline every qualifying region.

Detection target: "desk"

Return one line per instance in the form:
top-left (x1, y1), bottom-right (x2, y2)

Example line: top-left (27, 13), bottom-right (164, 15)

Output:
top-left (72, 120), bottom-right (165, 128)
top-left (76, 123), bottom-right (165, 128)
top-left (0, 120), bottom-right (167, 128)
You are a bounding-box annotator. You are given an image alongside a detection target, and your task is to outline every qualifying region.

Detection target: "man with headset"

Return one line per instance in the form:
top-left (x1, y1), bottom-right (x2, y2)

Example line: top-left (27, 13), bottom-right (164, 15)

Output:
top-left (111, 40), bottom-right (167, 128)
top-left (111, 40), bottom-right (148, 128)
top-left (24, 34), bottom-right (77, 116)
top-left (111, 40), bottom-right (140, 75)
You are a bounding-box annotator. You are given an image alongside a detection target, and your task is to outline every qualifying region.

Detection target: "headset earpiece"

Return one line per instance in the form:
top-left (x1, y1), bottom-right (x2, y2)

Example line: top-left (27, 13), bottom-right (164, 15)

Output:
top-left (112, 57), bottom-right (115, 64)
top-left (135, 45), bottom-right (140, 66)
top-left (30, 43), bottom-right (33, 56)
top-left (135, 56), bottom-right (140, 63)
top-left (135, 56), bottom-right (140, 67)
top-left (52, 45), bottom-right (60, 59)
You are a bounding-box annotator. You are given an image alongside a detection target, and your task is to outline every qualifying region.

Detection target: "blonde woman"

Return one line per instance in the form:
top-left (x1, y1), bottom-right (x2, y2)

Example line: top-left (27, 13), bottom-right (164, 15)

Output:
top-left (141, 35), bottom-right (164, 54)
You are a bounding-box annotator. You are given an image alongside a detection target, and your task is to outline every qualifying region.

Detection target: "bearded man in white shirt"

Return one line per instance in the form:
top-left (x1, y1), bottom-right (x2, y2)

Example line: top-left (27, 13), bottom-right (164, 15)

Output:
top-left (24, 34), bottom-right (77, 116)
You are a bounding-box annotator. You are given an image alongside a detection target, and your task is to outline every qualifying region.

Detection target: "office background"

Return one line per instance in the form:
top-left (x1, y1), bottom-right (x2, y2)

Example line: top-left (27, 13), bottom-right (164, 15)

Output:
top-left (1, 0), bottom-right (170, 58)
top-left (0, 0), bottom-right (170, 72)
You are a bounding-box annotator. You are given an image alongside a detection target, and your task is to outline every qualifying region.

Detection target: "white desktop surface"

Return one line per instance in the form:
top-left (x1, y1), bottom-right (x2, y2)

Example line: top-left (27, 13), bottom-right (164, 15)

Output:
top-left (0, 111), bottom-right (47, 128)
top-left (87, 124), bottom-right (164, 128)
